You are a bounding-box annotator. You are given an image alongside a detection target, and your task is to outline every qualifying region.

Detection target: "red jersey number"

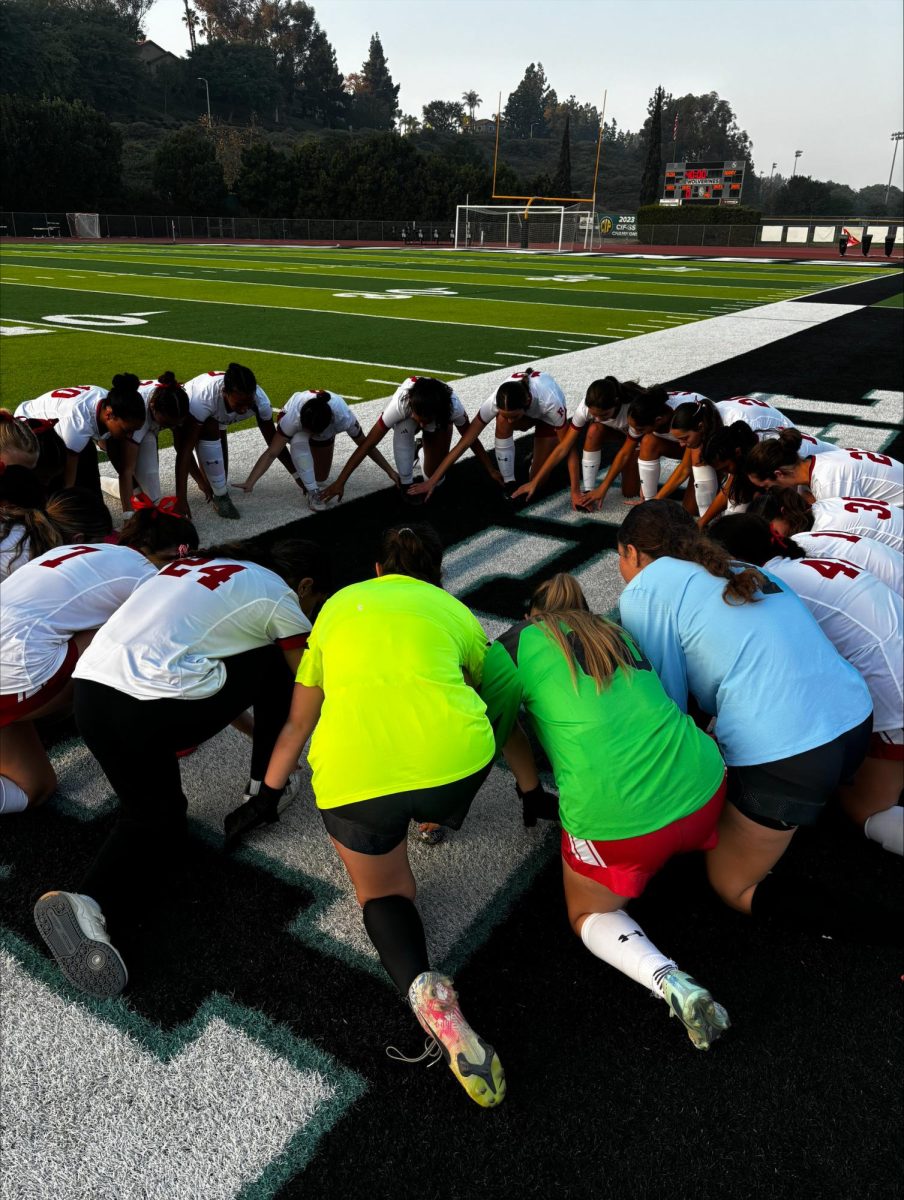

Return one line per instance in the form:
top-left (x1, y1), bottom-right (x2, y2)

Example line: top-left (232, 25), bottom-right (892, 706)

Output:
top-left (736, 397), bottom-right (770, 407)
top-left (50, 387), bottom-right (92, 399)
top-left (160, 557), bottom-right (246, 591)
top-left (40, 546), bottom-right (101, 568)
top-left (842, 498), bottom-right (892, 518)
top-left (801, 558), bottom-right (860, 581)
top-left (845, 451), bottom-right (892, 465)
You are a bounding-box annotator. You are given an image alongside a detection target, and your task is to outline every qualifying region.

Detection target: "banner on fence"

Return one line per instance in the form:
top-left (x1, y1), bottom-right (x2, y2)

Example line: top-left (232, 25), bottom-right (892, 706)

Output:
top-left (598, 212), bottom-right (637, 239)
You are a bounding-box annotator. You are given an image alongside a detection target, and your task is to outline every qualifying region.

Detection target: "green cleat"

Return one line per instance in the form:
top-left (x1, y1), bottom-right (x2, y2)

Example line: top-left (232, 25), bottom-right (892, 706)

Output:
top-left (660, 969), bottom-right (730, 1050)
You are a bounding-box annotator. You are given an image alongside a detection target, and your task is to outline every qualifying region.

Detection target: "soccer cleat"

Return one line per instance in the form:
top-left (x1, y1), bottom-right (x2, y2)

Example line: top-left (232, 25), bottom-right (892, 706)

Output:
top-left (225, 773), bottom-right (300, 851)
top-left (33, 891), bottom-right (128, 999)
top-left (417, 823), bottom-right (446, 845)
top-left (501, 480), bottom-right (520, 500)
top-left (212, 492), bottom-right (241, 519)
top-left (407, 971), bottom-right (505, 1107)
top-left (307, 492), bottom-right (330, 513)
top-left (660, 969), bottom-right (730, 1050)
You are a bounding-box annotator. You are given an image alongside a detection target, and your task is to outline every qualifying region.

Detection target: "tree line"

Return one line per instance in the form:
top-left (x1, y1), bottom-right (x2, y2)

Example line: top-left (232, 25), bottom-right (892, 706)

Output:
top-left (1, 0), bottom-right (900, 217)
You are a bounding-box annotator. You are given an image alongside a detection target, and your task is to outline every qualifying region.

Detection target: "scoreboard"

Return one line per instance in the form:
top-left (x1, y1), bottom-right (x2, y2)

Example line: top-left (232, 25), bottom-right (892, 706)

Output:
top-left (662, 160), bottom-right (746, 205)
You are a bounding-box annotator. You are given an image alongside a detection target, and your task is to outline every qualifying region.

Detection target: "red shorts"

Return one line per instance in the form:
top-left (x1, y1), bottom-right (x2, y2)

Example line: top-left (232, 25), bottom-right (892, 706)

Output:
top-left (533, 420), bottom-right (561, 440)
top-left (561, 777), bottom-right (727, 899)
top-left (869, 730), bottom-right (904, 761)
top-left (0, 640), bottom-right (79, 728)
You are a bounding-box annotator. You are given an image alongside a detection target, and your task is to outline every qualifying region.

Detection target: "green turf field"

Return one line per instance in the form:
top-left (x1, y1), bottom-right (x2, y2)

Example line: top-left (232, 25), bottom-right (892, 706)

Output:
top-left (0, 243), bottom-right (887, 409)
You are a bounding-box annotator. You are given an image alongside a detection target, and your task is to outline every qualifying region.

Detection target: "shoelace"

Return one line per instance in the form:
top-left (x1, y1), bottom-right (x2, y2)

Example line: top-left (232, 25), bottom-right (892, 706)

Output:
top-left (386, 1037), bottom-right (443, 1067)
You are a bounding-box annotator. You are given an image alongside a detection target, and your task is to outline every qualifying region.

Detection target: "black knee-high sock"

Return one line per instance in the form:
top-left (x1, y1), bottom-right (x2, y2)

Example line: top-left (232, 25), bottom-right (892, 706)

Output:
top-left (362, 895), bottom-right (430, 994)
top-left (751, 873), bottom-right (903, 947)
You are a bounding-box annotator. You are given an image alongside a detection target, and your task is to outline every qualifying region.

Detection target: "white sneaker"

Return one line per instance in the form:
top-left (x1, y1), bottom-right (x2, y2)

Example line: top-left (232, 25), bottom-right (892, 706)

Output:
top-left (34, 891), bottom-right (128, 999)
top-left (307, 492), bottom-right (330, 513)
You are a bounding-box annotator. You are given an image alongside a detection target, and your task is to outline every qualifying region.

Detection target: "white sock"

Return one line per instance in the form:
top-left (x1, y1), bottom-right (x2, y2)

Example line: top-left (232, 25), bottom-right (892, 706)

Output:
top-left (693, 465), bottom-right (718, 514)
top-left (290, 442), bottom-right (317, 491)
top-left (0, 776), bottom-right (29, 814)
top-left (864, 806), bottom-right (904, 856)
top-left (199, 437), bottom-right (227, 496)
top-left (582, 450), bottom-right (602, 491)
top-left (100, 476), bottom-right (121, 501)
top-left (495, 436), bottom-right (516, 482)
top-left (135, 435), bottom-right (161, 503)
top-left (393, 426), bottom-right (416, 485)
top-left (314, 477), bottom-right (329, 490)
top-left (638, 458), bottom-right (661, 501)
top-left (580, 910), bottom-right (677, 997)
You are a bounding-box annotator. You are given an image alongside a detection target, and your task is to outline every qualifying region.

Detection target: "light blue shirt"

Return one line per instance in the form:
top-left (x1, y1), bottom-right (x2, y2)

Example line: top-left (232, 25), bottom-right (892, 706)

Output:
top-left (618, 557), bottom-right (872, 767)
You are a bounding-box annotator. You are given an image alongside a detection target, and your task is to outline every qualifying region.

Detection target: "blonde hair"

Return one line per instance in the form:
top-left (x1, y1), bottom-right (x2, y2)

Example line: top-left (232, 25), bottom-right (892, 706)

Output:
top-left (529, 573), bottom-right (636, 692)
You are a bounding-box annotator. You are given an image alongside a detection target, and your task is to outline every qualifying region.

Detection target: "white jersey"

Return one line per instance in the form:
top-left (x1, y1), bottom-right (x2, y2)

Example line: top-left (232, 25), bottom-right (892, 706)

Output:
top-left (478, 370), bottom-right (567, 428)
top-left (381, 378), bottom-right (468, 433)
top-left (717, 396), bottom-right (789, 433)
top-left (808, 449), bottom-right (903, 505)
top-left (74, 557), bottom-right (311, 701)
top-left (129, 379), bottom-right (165, 444)
top-left (278, 391), bottom-right (361, 442)
top-left (0, 525), bottom-right (32, 581)
top-left (792, 531), bottom-right (903, 594)
top-left (571, 399), bottom-right (630, 435)
top-left (810, 497), bottom-right (904, 552)
top-left (184, 372), bottom-right (272, 430)
top-left (764, 556), bottom-right (903, 732)
top-left (0, 544), bottom-right (155, 695)
top-left (16, 386), bottom-right (109, 453)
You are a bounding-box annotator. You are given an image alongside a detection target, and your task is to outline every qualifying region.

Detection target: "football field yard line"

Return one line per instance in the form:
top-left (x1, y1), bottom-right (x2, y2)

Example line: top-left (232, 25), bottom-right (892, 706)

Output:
top-left (0, 318), bottom-right (457, 377)
top-left (457, 359), bottom-right (500, 366)
top-left (3, 280), bottom-right (688, 338)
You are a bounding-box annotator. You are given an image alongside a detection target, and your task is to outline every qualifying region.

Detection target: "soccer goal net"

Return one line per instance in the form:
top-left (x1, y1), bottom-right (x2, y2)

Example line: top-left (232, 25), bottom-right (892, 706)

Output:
top-left (66, 212), bottom-right (101, 239)
top-left (455, 205), bottom-right (578, 251)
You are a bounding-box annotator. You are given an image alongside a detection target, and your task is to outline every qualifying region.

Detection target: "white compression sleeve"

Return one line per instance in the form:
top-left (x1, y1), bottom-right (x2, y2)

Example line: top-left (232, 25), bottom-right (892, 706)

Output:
top-left (198, 436), bottom-right (228, 496)
top-left (134, 434), bottom-right (161, 503)
top-left (638, 457), bottom-right (661, 501)
top-left (580, 910), bottom-right (677, 997)
top-left (864, 806), bottom-right (903, 856)
top-left (495, 436), bottom-right (516, 483)
top-left (692, 465), bottom-right (718, 515)
top-left (290, 437), bottom-right (317, 491)
top-left (0, 776), bottom-right (29, 814)
top-left (392, 424), bottom-right (416, 485)
top-left (581, 450), bottom-right (602, 492)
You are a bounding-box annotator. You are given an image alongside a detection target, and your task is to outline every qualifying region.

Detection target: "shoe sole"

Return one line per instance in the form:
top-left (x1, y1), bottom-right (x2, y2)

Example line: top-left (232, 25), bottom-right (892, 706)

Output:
top-left (34, 893), bottom-right (128, 1000)
top-left (669, 990), bottom-right (731, 1050)
top-left (417, 1017), bottom-right (506, 1107)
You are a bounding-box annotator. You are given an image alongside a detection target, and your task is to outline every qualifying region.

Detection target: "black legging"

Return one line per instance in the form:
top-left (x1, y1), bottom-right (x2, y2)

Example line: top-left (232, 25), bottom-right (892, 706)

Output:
top-left (72, 644), bottom-right (293, 924)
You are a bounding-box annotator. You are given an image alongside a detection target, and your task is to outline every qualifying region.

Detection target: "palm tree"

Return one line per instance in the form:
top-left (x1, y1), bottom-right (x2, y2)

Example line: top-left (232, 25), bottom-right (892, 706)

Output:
top-left (182, 0), bottom-right (198, 50)
top-left (462, 90), bottom-right (482, 131)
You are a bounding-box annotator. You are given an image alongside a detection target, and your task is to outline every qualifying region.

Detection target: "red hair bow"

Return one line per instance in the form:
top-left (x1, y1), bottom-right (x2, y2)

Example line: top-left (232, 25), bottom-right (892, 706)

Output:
top-left (131, 493), bottom-right (180, 515)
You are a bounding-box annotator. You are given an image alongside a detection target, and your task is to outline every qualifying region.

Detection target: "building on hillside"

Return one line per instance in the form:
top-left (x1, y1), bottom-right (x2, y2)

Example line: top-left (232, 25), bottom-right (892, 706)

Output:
top-left (472, 118), bottom-right (496, 135)
top-left (136, 40), bottom-right (181, 74)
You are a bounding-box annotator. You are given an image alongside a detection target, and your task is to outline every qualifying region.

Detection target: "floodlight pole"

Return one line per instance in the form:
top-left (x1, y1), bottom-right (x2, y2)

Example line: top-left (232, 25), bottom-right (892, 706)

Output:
top-left (198, 77), bottom-right (211, 127)
top-left (886, 132), bottom-right (904, 206)
top-left (792, 149), bottom-right (802, 177)
top-left (588, 89), bottom-right (607, 249)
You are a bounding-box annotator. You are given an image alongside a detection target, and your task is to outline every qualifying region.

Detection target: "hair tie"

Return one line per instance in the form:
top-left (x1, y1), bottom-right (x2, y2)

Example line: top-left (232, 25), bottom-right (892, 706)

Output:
top-left (769, 528), bottom-right (788, 548)
top-left (131, 493), bottom-right (180, 515)
top-left (178, 543), bottom-right (190, 557)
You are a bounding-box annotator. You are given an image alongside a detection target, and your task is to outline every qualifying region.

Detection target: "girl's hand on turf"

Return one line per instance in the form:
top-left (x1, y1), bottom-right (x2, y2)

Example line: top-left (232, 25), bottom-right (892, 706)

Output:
top-left (407, 478), bottom-right (435, 499)
top-left (231, 480), bottom-right (254, 495)
top-left (622, 496), bottom-right (643, 507)
top-left (570, 489), bottom-right (585, 511)
top-left (513, 481), bottom-right (534, 502)
top-left (321, 480), bottom-right (343, 503)
top-left (576, 488), bottom-right (604, 511)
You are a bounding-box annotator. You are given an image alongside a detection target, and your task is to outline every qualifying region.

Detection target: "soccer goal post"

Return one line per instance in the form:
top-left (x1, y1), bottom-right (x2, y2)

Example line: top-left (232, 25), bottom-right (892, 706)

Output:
top-left (66, 212), bottom-right (101, 239)
top-left (454, 204), bottom-right (571, 251)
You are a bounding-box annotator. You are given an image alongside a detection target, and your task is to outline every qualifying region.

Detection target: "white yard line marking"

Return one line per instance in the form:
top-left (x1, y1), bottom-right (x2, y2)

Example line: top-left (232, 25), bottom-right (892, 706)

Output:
top-left (2, 318), bottom-right (457, 375)
top-left (529, 344), bottom-right (580, 351)
top-left (458, 359), bottom-right (500, 367)
top-left (366, 378), bottom-right (404, 386)
top-left (494, 351), bottom-right (530, 358)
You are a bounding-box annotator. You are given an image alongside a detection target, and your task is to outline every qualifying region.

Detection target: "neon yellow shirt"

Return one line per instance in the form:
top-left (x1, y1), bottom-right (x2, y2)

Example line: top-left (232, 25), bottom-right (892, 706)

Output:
top-left (296, 574), bottom-right (495, 808)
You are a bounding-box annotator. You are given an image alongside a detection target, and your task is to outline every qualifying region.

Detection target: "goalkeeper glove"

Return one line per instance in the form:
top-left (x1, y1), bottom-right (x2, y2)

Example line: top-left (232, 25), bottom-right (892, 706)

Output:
top-left (223, 782), bottom-right (285, 852)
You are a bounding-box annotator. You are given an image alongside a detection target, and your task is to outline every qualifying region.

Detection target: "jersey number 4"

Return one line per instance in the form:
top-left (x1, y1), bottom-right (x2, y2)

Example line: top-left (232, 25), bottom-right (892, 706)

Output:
top-left (801, 558), bottom-right (860, 581)
top-left (160, 557), bottom-right (246, 591)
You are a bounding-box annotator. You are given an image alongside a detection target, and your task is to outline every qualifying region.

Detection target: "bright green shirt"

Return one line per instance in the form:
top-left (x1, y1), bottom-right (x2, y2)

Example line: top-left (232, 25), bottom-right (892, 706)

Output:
top-left (479, 619), bottom-right (725, 841)
top-left (296, 574), bottom-right (495, 809)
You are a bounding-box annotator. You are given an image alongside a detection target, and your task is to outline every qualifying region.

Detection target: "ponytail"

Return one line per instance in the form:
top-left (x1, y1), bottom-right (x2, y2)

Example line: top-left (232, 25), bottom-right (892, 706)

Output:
top-left (626, 385), bottom-right (670, 429)
top-left (300, 390), bottom-right (335, 436)
top-left (0, 505), bottom-right (61, 573)
top-left (150, 372), bottom-right (190, 425)
top-left (670, 397), bottom-right (723, 442)
top-left (119, 506), bottom-right (199, 559)
top-left (744, 428), bottom-right (804, 480)
top-left (0, 410), bottom-right (39, 467)
top-left (378, 522), bottom-right (443, 587)
top-left (617, 499), bottom-right (765, 606)
top-left (529, 573), bottom-right (636, 692)
top-left (45, 488), bottom-right (114, 543)
top-left (105, 373), bottom-right (144, 424)
top-left (584, 376), bottom-right (623, 414)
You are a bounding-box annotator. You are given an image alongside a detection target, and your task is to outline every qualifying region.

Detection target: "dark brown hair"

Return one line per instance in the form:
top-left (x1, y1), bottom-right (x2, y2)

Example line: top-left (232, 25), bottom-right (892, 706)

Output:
top-left (748, 487), bottom-right (815, 535)
top-left (707, 513), bottom-right (805, 566)
top-left (617, 499), bottom-right (765, 605)
top-left (119, 508), bottom-right (199, 557)
top-left (744, 428), bottom-right (805, 480)
top-left (378, 523), bottom-right (443, 587)
top-left (197, 533), bottom-right (331, 593)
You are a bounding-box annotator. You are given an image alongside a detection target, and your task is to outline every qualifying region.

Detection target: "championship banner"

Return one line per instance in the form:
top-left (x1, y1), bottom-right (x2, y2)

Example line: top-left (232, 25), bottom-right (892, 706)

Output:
top-left (598, 212), bottom-right (637, 239)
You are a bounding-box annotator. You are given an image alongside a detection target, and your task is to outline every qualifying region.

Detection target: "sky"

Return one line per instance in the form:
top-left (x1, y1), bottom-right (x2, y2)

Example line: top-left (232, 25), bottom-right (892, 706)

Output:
top-left (144, 0), bottom-right (904, 191)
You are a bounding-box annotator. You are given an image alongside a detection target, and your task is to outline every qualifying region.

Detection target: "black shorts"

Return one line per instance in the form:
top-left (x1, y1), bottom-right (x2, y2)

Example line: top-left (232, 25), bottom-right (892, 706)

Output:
top-left (319, 761), bottom-right (493, 855)
top-left (727, 713), bottom-right (872, 829)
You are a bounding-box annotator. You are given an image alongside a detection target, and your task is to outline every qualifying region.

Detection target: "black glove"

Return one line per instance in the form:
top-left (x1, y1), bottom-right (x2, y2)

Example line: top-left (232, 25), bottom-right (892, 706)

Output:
top-left (223, 783), bottom-right (284, 852)
top-left (516, 782), bottom-right (559, 827)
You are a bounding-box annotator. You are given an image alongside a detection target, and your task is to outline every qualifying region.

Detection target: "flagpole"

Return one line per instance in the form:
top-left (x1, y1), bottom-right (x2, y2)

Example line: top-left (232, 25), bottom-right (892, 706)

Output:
top-left (671, 109), bottom-right (678, 161)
